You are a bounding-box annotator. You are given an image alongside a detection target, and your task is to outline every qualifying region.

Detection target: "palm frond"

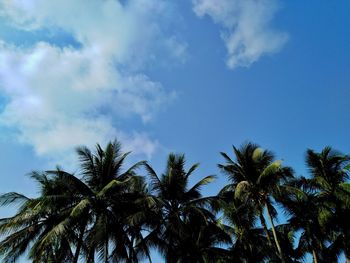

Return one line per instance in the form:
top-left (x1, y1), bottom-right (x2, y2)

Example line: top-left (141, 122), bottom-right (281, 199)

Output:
top-left (0, 192), bottom-right (30, 207)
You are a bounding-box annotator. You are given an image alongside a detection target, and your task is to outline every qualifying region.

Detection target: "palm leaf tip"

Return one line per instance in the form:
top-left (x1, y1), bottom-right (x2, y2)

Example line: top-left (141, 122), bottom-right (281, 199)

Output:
top-left (0, 193), bottom-right (30, 207)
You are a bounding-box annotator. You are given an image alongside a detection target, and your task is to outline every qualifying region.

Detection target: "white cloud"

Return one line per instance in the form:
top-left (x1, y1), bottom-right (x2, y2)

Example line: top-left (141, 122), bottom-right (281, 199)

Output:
top-left (193, 0), bottom-right (288, 69)
top-left (0, 0), bottom-right (180, 160)
top-left (164, 37), bottom-right (188, 64)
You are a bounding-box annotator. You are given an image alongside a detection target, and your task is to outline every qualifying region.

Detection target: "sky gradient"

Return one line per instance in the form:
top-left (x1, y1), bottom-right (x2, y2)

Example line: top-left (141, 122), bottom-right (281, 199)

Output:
top-left (1, 1), bottom-right (350, 262)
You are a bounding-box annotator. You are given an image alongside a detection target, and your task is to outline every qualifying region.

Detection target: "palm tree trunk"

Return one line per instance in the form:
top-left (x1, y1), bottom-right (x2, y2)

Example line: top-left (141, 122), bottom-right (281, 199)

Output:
top-left (265, 204), bottom-right (285, 263)
top-left (104, 239), bottom-right (108, 263)
top-left (312, 250), bottom-right (318, 263)
top-left (146, 245), bottom-right (152, 263)
top-left (72, 231), bottom-right (83, 263)
top-left (128, 236), bottom-right (135, 263)
top-left (86, 249), bottom-right (95, 263)
top-left (104, 227), bottom-right (109, 263)
top-left (73, 220), bottom-right (87, 263)
top-left (258, 209), bottom-right (273, 246)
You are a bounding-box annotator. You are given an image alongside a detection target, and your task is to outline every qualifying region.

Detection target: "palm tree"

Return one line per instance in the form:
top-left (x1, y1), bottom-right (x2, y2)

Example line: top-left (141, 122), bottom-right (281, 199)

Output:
top-left (304, 147), bottom-right (350, 261)
top-left (0, 140), bottom-right (148, 263)
top-left (219, 190), bottom-right (271, 263)
top-left (144, 153), bottom-right (229, 263)
top-left (280, 188), bottom-right (331, 263)
top-left (0, 172), bottom-right (75, 262)
top-left (218, 142), bottom-right (294, 262)
top-left (72, 141), bottom-right (148, 263)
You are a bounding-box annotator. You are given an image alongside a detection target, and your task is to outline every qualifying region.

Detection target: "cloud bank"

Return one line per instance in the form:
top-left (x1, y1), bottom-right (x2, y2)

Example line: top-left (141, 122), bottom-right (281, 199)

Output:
top-left (0, 0), bottom-right (289, 162)
top-left (193, 0), bottom-right (288, 69)
top-left (0, 0), bottom-right (181, 159)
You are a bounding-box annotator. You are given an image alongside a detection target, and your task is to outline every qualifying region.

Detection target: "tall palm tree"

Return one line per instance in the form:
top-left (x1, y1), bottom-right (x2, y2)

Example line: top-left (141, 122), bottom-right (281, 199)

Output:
top-left (280, 188), bottom-right (332, 263)
top-left (72, 141), bottom-right (147, 263)
top-left (0, 140), bottom-right (148, 263)
top-left (218, 142), bottom-right (294, 262)
top-left (303, 147), bottom-right (350, 261)
top-left (144, 153), bottom-right (229, 263)
top-left (0, 172), bottom-right (75, 262)
top-left (219, 190), bottom-right (271, 263)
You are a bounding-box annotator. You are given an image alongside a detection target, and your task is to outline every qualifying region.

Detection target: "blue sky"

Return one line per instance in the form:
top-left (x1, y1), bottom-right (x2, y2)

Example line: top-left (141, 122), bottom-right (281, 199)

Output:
top-left (0, 0), bottom-right (350, 262)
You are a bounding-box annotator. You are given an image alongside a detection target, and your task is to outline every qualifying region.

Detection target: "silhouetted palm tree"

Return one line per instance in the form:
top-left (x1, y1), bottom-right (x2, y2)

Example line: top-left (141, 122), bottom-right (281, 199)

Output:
top-left (71, 141), bottom-right (147, 263)
top-left (218, 142), bottom-right (294, 262)
top-left (304, 147), bottom-right (350, 262)
top-left (144, 153), bottom-right (229, 262)
top-left (0, 140), bottom-right (147, 263)
top-left (0, 172), bottom-right (75, 262)
top-left (281, 188), bottom-right (332, 263)
top-left (1, 141), bottom-right (350, 263)
top-left (219, 191), bottom-right (270, 262)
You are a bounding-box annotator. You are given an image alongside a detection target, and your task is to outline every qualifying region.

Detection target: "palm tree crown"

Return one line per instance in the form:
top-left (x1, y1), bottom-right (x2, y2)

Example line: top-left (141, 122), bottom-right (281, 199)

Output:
top-left (144, 153), bottom-right (229, 263)
top-left (218, 142), bottom-right (294, 262)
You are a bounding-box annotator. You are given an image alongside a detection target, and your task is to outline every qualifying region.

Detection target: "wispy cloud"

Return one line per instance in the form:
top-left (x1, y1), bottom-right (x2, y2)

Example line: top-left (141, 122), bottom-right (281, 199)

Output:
top-left (193, 0), bottom-right (288, 69)
top-left (0, 0), bottom-right (182, 160)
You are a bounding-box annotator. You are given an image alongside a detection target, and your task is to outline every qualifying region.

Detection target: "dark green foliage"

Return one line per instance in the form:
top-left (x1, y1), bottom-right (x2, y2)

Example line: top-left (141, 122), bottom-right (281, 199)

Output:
top-left (0, 141), bottom-right (350, 263)
top-left (144, 154), bottom-right (230, 263)
top-left (218, 143), bottom-right (294, 262)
